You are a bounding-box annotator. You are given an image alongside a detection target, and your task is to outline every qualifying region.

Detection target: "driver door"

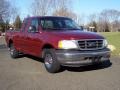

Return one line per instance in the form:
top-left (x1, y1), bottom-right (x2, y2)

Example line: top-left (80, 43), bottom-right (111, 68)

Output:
top-left (25, 18), bottom-right (41, 56)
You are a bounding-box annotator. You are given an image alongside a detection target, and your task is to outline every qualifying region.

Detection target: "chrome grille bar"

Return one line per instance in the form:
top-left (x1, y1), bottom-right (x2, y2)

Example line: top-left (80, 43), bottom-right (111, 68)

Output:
top-left (77, 39), bottom-right (104, 50)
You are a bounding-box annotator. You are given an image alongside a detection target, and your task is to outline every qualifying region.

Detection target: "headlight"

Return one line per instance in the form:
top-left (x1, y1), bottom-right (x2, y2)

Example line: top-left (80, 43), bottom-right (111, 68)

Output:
top-left (103, 39), bottom-right (108, 47)
top-left (58, 40), bottom-right (78, 49)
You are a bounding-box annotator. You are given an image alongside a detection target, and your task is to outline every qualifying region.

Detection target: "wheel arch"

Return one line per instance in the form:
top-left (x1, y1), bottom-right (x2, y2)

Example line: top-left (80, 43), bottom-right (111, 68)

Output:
top-left (42, 44), bottom-right (55, 50)
top-left (41, 44), bottom-right (55, 58)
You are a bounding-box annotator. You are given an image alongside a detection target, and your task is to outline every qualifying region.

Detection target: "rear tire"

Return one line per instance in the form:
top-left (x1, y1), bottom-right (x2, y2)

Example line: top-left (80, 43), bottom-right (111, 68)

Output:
top-left (9, 43), bottom-right (19, 58)
top-left (43, 49), bottom-right (60, 73)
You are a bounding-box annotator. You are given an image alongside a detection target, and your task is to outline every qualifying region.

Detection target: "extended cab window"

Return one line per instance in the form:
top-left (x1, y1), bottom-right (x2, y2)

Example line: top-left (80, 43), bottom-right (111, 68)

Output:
top-left (41, 20), bottom-right (54, 29)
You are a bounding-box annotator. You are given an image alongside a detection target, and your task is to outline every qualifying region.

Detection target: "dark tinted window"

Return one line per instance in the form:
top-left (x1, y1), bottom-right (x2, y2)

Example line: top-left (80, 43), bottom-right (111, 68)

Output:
top-left (40, 17), bottom-right (80, 30)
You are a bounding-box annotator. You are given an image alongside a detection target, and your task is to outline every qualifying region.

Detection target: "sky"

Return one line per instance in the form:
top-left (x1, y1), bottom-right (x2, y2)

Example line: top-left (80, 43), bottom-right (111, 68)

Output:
top-left (11, 0), bottom-right (120, 20)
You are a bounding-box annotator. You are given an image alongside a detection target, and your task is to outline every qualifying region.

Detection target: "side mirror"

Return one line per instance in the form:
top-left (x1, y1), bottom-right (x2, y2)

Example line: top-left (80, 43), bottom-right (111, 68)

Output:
top-left (28, 26), bottom-right (38, 33)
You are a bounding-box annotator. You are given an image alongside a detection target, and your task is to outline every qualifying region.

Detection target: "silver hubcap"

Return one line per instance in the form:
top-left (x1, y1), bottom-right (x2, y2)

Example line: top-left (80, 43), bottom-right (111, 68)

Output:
top-left (10, 46), bottom-right (14, 55)
top-left (45, 54), bottom-right (53, 68)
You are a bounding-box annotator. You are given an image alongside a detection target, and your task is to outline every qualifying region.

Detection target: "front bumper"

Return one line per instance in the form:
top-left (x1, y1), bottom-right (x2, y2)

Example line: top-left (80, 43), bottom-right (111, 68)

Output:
top-left (55, 48), bottom-right (111, 67)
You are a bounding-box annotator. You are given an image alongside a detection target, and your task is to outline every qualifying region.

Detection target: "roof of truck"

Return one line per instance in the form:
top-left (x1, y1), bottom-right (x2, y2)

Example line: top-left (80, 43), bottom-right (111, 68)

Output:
top-left (24, 16), bottom-right (71, 20)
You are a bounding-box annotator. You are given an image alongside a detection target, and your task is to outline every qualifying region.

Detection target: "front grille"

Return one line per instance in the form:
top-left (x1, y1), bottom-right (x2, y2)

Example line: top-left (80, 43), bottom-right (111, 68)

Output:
top-left (78, 39), bottom-right (103, 50)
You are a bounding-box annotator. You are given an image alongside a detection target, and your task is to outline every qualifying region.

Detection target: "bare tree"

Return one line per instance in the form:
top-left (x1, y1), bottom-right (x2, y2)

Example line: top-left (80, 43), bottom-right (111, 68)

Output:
top-left (75, 14), bottom-right (85, 26)
top-left (0, 0), bottom-right (11, 20)
top-left (31, 0), bottom-right (54, 16)
top-left (87, 14), bottom-right (98, 31)
top-left (52, 0), bottom-right (78, 20)
top-left (88, 14), bottom-right (97, 24)
top-left (0, 0), bottom-right (11, 31)
top-left (53, 7), bottom-right (77, 20)
top-left (53, 0), bottom-right (72, 10)
top-left (112, 20), bottom-right (120, 32)
top-left (31, 0), bottom-right (72, 16)
top-left (107, 9), bottom-right (120, 32)
top-left (0, 0), bottom-right (19, 23)
top-left (10, 7), bottom-right (19, 23)
top-left (101, 9), bottom-right (120, 22)
top-left (97, 9), bottom-right (120, 32)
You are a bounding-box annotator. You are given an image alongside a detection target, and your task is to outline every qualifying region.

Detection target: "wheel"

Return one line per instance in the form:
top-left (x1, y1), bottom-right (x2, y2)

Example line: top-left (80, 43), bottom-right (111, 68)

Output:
top-left (43, 49), bottom-right (60, 73)
top-left (9, 43), bottom-right (19, 58)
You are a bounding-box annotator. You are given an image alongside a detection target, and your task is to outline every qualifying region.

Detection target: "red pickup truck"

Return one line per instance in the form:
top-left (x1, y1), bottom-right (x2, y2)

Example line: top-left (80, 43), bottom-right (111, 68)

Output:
top-left (5, 16), bottom-right (110, 73)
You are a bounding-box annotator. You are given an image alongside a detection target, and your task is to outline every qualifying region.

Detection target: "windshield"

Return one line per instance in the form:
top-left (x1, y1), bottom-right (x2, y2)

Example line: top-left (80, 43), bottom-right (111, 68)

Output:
top-left (40, 17), bottom-right (80, 30)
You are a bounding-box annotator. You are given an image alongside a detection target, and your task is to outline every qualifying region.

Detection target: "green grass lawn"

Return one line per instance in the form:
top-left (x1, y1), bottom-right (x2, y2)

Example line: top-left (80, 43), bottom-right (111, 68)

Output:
top-left (100, 32), bottom-right (120, 56)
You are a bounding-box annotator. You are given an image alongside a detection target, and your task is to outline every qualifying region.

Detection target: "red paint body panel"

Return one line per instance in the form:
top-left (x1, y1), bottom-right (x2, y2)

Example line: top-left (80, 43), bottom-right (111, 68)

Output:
top-left (5, 16), bottom-right (105, 57)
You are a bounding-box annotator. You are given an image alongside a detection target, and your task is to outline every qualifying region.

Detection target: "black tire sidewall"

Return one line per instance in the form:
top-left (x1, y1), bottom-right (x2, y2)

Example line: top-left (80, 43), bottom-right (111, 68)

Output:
top-left (43, 49), bottom-right (60, 73)
top-left (10, 44), bottom-right (19, 58)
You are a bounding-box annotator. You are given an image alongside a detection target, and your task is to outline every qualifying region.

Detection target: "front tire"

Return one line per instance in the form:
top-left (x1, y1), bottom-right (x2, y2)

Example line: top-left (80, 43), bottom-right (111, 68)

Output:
top-left (43, 49), bottom-right (60, 73)
top-left (9, 43), bottom-right (19, 58)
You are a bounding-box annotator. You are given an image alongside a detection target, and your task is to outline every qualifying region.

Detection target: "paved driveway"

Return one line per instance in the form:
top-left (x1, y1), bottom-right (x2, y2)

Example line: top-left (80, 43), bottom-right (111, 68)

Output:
top-left (0, 36), bottom-right (120, 90)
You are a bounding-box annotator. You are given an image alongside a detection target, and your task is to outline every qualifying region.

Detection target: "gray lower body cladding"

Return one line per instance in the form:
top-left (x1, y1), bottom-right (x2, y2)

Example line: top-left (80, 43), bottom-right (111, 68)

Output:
top-left (55, 48), bottom-right (110, 67)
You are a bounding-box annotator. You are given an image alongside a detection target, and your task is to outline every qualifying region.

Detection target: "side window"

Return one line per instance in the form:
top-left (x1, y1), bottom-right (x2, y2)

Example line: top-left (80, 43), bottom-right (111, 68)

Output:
top-left (28, 18), bottom-right (39, 32)
top-left (41, 20), bottom-right (54, 29)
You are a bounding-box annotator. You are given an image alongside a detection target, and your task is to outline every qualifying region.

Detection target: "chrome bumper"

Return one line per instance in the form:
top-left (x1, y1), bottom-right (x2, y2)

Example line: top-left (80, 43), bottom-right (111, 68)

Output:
top-left (56, 48), bottom-right (111, 67)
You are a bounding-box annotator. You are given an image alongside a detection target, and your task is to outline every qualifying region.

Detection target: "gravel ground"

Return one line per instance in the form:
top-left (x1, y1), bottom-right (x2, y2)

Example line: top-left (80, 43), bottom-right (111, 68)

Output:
top-left (0, 36), bottom-right (120, 90)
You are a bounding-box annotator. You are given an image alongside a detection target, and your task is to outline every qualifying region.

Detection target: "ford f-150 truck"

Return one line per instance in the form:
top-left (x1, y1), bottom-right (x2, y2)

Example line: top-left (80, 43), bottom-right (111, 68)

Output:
top-left (5, 16), bottom-right (110, 73)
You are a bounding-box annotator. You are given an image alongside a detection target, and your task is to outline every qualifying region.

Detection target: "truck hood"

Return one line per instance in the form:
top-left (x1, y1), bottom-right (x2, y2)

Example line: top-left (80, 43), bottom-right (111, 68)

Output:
top-left (48, 30), bottom-right (104, 40)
